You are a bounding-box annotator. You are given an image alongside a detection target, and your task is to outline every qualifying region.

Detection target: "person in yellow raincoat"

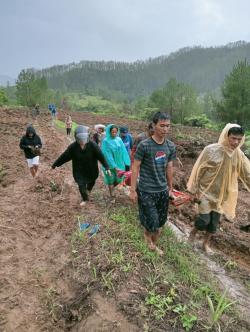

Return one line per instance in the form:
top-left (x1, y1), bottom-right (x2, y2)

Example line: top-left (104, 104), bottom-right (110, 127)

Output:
top-left (187, 124), bottom-right (250, 253)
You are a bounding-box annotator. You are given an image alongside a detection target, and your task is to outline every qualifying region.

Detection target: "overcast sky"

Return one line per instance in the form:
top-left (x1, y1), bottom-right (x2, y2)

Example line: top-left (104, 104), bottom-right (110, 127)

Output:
top-left (1, 0), bottom-right (250, 78)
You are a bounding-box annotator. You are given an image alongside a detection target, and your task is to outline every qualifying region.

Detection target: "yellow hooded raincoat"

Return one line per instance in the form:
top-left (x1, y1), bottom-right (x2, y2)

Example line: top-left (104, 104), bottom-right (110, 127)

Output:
top-left (187, 124), bottom-right (250, 219)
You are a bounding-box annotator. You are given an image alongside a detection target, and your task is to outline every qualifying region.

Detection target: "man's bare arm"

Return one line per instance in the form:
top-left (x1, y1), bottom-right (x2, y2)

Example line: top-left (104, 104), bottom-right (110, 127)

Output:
top-left (129, 159), bottom-right (141, 203)
top-left (166, 161), bottom-right (174, 193)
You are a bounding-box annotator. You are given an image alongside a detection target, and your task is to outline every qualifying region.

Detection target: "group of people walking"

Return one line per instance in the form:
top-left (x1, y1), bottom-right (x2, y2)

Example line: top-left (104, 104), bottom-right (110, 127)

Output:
top-left (19, 110), bottom-right (250, 255)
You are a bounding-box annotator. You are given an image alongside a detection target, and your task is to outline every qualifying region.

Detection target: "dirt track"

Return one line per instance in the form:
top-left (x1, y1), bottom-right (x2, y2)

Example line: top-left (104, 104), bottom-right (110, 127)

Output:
top-left (0, 108), bottom-right (249, 331)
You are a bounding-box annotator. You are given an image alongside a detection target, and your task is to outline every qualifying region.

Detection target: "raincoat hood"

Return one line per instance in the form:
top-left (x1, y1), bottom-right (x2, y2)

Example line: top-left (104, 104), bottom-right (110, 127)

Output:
top-left (74, 125), bottom-right (89, 143)
top-left (26, 126), bottom-right (36, 137)
top-left (218, 123), bottom-right (245, 156)
top-left (101, 124), bottom-right (130, 170)
top-left (105, 124), bottom-right (119, 140)
top-left (94, 124), bottom-right (105, 131)
top-left (187, 123), bottom-right (250, 219)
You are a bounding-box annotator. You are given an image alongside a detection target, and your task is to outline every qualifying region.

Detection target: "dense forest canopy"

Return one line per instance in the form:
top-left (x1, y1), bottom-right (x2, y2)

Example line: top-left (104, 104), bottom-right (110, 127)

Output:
top-left (33, 41), bottom-right (250, 99)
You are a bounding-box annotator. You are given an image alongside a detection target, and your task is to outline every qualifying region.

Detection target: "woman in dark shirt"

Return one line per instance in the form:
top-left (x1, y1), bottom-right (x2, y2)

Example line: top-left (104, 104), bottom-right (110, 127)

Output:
top-left (52, 126), bottom-right (110, 207)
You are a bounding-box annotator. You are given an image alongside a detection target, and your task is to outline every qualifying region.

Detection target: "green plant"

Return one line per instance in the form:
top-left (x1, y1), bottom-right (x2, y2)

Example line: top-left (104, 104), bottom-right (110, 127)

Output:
top-left (207, 289), bottom-right (236, 330)
top-left (181, 313), bottom-right (197, 331)
top-left (145, 274), bottom-right (160, 289)
top-left (224, 259), bottom-right (238, 271)
top-left (110, 212), bottom-right (127, 223)
top-left (121, 262), bottom-right (133, 273)
top-left (173, 304), bottom-right (197, 331)
top-left (92, 266), bottom-right (97, 279)
top-left (111, 249), bottom-right (125, 264)
top-left (45, 287), bottom-right (61, 320)
top-left (145, 289), bottom-right (177, 320)
top-left (101, 270), bottom-right (115, 292)
top-left (50, 180), bottom-right (59, 192)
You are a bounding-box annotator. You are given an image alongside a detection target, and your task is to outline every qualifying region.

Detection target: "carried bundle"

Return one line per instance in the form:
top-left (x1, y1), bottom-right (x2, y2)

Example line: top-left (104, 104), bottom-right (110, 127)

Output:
top-left (117, 170), bottom-right (132, 186)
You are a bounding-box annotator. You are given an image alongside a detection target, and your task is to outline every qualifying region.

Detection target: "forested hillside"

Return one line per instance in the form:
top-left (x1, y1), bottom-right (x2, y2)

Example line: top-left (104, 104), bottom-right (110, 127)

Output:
top-left (36, 41), bottom-right (250, 98)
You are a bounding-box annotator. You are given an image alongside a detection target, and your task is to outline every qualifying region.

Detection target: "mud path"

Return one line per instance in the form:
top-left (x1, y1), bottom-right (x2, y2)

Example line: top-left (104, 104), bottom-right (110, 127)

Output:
top-left (0, 108), bottom-right (249, 331)
top-left (0, 113), bottom-right (75, 331)
top-left (0, 109), bottom-right (139, 332)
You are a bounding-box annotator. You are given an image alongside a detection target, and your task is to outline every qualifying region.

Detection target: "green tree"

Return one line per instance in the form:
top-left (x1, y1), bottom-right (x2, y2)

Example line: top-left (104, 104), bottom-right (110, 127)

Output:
top-left (16, 69), bottom-right (48, 106)
top-left (0, 89), bottom-right (8, 106)
top-left (216, 60), bottom-right (250, 125)
top-left (149, 78), bottom-right (200, 123)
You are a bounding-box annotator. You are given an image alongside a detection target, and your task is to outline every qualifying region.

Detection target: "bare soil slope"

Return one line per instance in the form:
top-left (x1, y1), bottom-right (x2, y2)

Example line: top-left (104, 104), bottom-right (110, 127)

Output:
top-left (0, 108), bottom-right (249, 332)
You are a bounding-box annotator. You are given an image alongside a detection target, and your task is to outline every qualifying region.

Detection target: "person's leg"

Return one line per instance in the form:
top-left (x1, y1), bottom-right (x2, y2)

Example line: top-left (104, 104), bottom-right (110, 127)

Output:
top-left (87, 181), bottom-right (95, 200)
top-left (152, 190), bottom-right (169, 255)
top-left (87, 181), bottom-right (95, 192)
top-left (103, 169), bottom-right (116, 199)
top-left (188, 227), bottom-right (199, 242)
top-left (151, 228), bottom-right (162, 244)
top-left (33, 165), bottom-right (39, 177)
top-left (189, 213), bottom-right (210, 243)
top-left (203, 211), bottom-right (220, 254)
top-left (144, 229), bottom-right (156, 250)
top-left (108, 185), bottom-right (115, 197)
top-left (137, 190), bottom-right (161, 253)
top-left (78, 183), bottom-right (88, 206)
top-left (29, 166), bottom-right (36, 177)
top-left (32, 157), bottom-right (39, 177)
top-left (203, 232), bottom-right (213, 253)
top-left (27, 159), bottom-right (36, 177)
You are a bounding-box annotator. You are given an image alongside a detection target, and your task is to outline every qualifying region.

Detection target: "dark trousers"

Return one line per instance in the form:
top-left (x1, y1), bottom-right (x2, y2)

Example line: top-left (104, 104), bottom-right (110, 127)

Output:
top-left (66, 128), bottom-right (71, 136)
top-left (195, 211), bottom-right (221, 234)
top-left (78, 181), bottom-right (95, 201)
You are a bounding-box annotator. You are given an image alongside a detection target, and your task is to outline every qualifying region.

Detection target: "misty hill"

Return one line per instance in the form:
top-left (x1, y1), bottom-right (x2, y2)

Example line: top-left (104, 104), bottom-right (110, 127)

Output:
top-left (36, 41), bottom-right (250, 99)
top-left (0, 75), bottom-right (15, 87)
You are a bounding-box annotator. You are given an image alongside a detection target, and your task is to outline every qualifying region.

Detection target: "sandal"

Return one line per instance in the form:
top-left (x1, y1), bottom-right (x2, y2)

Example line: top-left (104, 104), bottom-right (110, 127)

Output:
top-left (79, 222), bottom-right (91, 231)
top-left (88, 224), bottom-right (100, 237)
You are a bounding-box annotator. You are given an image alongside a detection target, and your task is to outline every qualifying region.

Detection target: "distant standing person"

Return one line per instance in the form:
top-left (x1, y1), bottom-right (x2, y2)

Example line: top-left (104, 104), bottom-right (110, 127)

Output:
top-left (187, 124), bottom-right (250, 254)
top-left (51, 105), bottom-right (57, 119)
top-left (129, 112), bottom-right (176, 255)
top-left (19, 125), bottom-right (42, 178)
top-left (35, 104), bottom-right (40, 115)
top-left (119, 126), bottom-right (133, 157)
top-left (52, 125), bottom-right (110, 207)
top-left (65, 115), bottom-right (72, 136)
top-left (92, 124), bottom-right (106, 145)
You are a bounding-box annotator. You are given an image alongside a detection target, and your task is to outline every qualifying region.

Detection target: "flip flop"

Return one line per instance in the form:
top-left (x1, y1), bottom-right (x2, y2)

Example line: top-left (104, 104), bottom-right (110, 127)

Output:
top-left (88, 224), bottom-right (100, 237)
top-left (79, 222), bottom-right (90, 231)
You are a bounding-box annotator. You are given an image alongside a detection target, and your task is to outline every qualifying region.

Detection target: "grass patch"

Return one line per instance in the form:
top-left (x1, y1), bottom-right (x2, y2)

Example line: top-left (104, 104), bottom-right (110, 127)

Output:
top-left (68, 201), bottom-right (242, 331)
top-left (105, 205), bottom-right (238, 331)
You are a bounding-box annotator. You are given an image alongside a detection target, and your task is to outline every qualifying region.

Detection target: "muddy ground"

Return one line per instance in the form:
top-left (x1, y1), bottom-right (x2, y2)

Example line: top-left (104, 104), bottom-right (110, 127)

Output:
top-left (0, 107), bottom-right (249, 331)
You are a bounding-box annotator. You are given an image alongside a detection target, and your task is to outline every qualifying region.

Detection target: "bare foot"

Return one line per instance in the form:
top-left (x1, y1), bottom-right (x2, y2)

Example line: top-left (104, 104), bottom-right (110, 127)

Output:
top-left (203, 243), bottom-right (214, 255)
top-left (148, 242), bottom-right (156, 251)
top-left (155, 246), bottom-right (164, 256)
top-left (80, 201), bottom-right (87, 207)
top-left (109, 195), bottom-right (116, 204)
top-left (188, 228), bottom-right (198, 243)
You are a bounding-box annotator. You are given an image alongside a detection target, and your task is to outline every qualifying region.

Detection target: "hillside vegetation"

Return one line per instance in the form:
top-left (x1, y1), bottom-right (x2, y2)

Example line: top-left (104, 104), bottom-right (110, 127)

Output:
top-left (35, 41), bottom-right (250, 98)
